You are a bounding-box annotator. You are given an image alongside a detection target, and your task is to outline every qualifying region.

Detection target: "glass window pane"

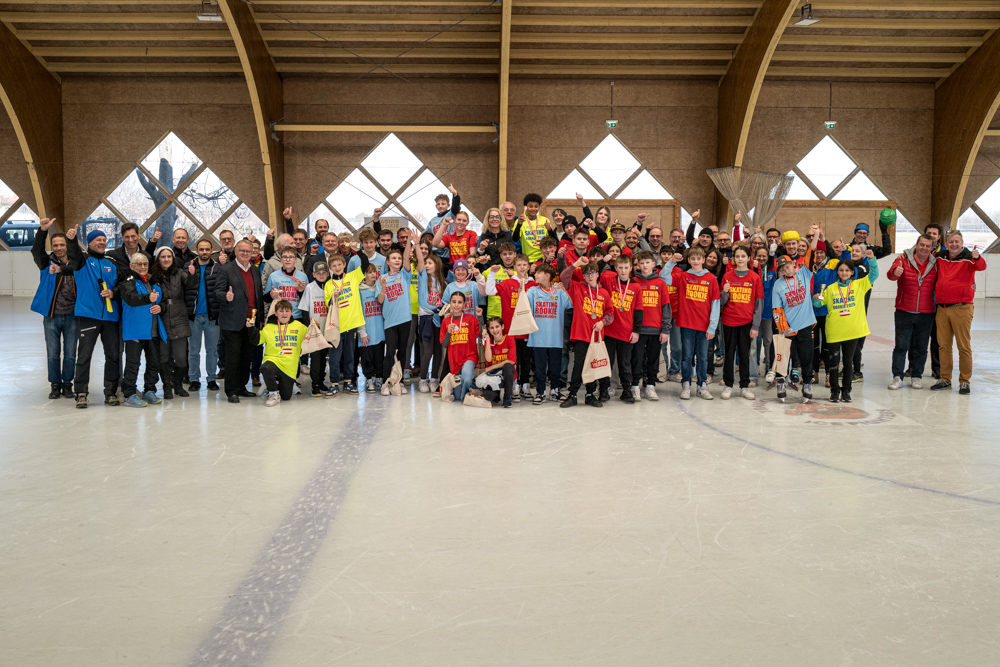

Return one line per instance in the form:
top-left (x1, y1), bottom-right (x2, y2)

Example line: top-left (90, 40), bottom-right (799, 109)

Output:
top-left (832, 172), bottom-right (886, 201)
top-left (795, 136), bottom-right (856, 197)
top-left (106, 169), bottom-right (159, 226)
top-left (140, 132), bottom-right (203, 195)
top-left (146, 206), bottom-right (202, 243)
top-left (974, 176), bottom-right (1000, 223)
top-left (956, 208), bottom-right (997, 252)
top-left (547, 169), bottom-right (602, 201)
top-left (360, 133), bottom-right (424, 196)
top-left (579, 135), bottom-right (641, 196)
top-left (893, 210), bottom-right (921, 251)
top-left (216, 204), bottom-right (268, 243)
top-left (178, 167), bottom-right (238, 229)
top-left (304, 203), bottom-right (350, 237)
top-left (615, 170), bottom-right (673, 200)
top-left (327, 169), bottom-right (387, 229)
top-left (0, 178), bottom-right (17, 220)
top-left (786, 172), bottom-right (819, 200)
top-left (82, 204), bottom-right (123, 249)
top-left (0, 203), bottom-right (40, 251)
top-left (397, 170), bottom-right (451, 230)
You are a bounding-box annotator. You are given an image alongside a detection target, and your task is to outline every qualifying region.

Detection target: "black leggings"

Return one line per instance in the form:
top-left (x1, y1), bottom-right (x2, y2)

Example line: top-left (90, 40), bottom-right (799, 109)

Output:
top-left (778, 328), bottom-right (814, 384)
top-left (382, 322), bottom-right (410, 381)
top-left (827, 338), bottom-right (859, 393)
top-left (261, 360), bottom-right (295, 400)
top-left (123, 338), bottom-right (161, 397)
top-left (514, 338), bottom-right (530, 386)
top-left (599, 336), bottom-right (633, 391)
top-left (630, 333), bottom-right (661, 386)
top-left (722, 322), bottom-right (752, 389)
top-left (568, 339), bottom-right (598, 396)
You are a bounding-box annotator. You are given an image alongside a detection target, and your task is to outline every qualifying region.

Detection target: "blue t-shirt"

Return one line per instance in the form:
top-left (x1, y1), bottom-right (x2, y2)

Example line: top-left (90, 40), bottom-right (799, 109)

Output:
top-left (417, 268), bottom-right (445, 316)
top-left (812, 260), bottom-right (838, 317)
top-left (771, 265), bottom-right (816, 333)
top-left (359, 284), bottom-right (385, 345)
top-left (195, 264), bottom-right (208, 315)
top-left (347, 252), bottom-right (387, 278)
top-left (380, 270), bottom-right (413, 329)
top-left (526, 286), bottom-right (571, 348)
top-left (437, 280), bottom-right (483, 326)
top-left (264, 268), bottom-right (308, 318)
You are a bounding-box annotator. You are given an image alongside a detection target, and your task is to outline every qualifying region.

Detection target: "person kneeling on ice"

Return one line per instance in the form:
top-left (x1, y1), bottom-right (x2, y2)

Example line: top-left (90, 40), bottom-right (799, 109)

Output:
top-left (439, 291), bottom-right (480, 401)
top-left (478, 316), bottom-right (517, 408)
top-left (771, 255), bottom-right (817, 402)
top-left (253, 299), bottom-right (308, 407)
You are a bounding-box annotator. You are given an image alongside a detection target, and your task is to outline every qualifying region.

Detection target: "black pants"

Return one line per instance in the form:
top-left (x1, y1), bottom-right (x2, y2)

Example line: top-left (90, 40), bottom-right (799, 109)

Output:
top-left (260, 360), bottom-right (294, 400)
top-left (909, 316), bottom-right (941, 377)
top-left (813, 315), bottom-right (827, 375)
top-left (420, 334), bottom-right (440, 381)
top-left (630, 333), bottom-right (661, 387)
top-left (827, 338), bottom-right (859, 393)
top-left (723, 322), bottom-right (752, 389)
top-left (309, 349), bottom-right (328, 392)
top-left (123, 338), bottom-right (161, 398)
top-left (514, 338), bottom-right (530, 386)
top-left (599, 336), bottom-right (632, 391)
top-left (533, 347), bottom-right (562, 393)
top-left (483, 364), bottom-right (515, 403)
top-left (222, 327), bottom-right (254, 397)
top-left (383, 322), bottom-right (410, 381)
top-left (361, 342), bottom-right (385, 382)
top-left (157, 337), bottom-right (188, 390)
top-left (778, 328), bottom-right (814, 384)
top-left (569, 339), bottom-right (598, 397)
top-left (74, 317), bottom-right (122, 396)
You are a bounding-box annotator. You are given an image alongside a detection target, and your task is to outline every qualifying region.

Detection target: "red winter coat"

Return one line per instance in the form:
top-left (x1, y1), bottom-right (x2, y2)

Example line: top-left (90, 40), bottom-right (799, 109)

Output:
top-left (888, 250), bottom-right (937, 314)
top-left (934, 248), bottom-right (986, 305)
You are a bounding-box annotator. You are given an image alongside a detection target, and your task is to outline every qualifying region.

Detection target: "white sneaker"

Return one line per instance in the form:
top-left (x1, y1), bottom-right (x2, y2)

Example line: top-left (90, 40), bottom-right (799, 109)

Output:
top-left (667, 373), bottom-right (682, 383)
top-left (429, 379), bottom-right (439, 393)
top-left (265, 391), bottom-right (280, 407)
top-left (403, 369), bottom-right (411, 381)
top-left (679, 382), bottom-right (691, 400)
top-left (365, 378), bottom-right (375, 392)
top-left (721, 386), bottom-right (732, 400)
top-left (748, 380), bottom-right (758, 388)
top-left (608, 386), bottom-right (616, 397)
top-left (705, 375), bottom-right (713, 384)
top-left (512, 382), bottom-right (520, 395)
top-left (741, 387), bottom-right (755, 400)
top-left (698, 383), bottom-right (714, 400)
top-left (911, 377), bottom-right (923, 390)
top-left (643, 385), bottom-right (658, 401)
top-left (380, 383), bottom-right (390, 396)
top-left (765, 370), bottom-right (776, 384)
top-left (550, 389), bottom-right (561, 401)
top-left (888, 376), bottom-right (904, 390)
top-left (418, 379), bottom-right (430, 393)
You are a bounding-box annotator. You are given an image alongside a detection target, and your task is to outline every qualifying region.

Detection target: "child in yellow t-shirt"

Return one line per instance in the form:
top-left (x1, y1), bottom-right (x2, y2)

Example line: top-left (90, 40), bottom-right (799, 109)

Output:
top-left (253, 299), bottom-right (308, 406)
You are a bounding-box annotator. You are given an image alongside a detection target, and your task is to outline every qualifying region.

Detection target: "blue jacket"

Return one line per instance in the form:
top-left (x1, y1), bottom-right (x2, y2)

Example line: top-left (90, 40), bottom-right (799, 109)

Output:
top-left (30, 268), bottom-right (59, 317)
top-left (68, 243), bottom-right (120, 321)
top-left (812, 259), bottom-right (838, 317)
top-left (121, 275), bottom-right (167, 341)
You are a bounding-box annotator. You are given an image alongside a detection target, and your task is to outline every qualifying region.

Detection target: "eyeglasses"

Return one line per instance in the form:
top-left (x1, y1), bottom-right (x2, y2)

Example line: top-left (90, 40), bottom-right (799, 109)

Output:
top-left (237, 249), bottom-right (253, 254)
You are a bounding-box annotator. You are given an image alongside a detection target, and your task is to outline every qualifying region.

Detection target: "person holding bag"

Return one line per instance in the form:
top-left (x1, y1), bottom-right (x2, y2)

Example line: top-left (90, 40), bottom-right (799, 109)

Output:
top-left (559, 257), bottom-right (614, 408)
top-left (485, 252), bottom-right (537, 400)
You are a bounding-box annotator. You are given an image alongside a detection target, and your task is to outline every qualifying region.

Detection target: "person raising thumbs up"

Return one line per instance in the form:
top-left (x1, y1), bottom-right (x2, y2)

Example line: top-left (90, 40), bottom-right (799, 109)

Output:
top-left (226, 286), bottom-right (234, 302)
top-left (214, 238), bottom-right (263, 403)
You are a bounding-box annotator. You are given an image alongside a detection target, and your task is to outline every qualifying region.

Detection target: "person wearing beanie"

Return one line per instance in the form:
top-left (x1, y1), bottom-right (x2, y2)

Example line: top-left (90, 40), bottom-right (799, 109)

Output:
top-left (65, 226), bottom-right (123, 408)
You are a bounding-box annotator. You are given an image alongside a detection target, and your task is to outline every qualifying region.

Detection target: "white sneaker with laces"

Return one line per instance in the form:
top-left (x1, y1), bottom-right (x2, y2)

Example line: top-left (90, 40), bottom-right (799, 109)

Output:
top-left (911, 377), bottom-right (923, 390)
top-left (265, 391), bottom-right (280, 407)
top-left (888, 376), bottom-right (904, 390)
top-left (429, 379), bottom-right (439, 393)
top-left (667, 373), bottom-right (683, 383)
top-left (380, 383), bottom-right (390, 396)
top-left (365, 378), bottom-right (375, 392)
top-left (550, 389), bottom-right (561, 401)
top-left (643, 385), bottom-right (658, 401)
top-left (741, 387), bottom-right (756, 400)
top-left (721, 386), bottom-right (732, 400)
top-left (418, 379), bottom-right (430, 393)
top-left (698, 383), bottom-right (713, 400)
top-left (679, 382), bottom-right (691, 400)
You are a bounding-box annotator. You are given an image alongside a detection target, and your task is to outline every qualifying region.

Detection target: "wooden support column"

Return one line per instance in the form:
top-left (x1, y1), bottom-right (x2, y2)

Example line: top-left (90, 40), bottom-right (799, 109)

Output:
top-left (715, 0), bottom-right (797, 228)
top-left (498, 0), bottom-right (512, 205)
top-left (0, 22), bottom-right (63, 224)
top-left (931, 29), bottom-right (1000, 229)
top-left (218, 0), bottom-right (284, 229)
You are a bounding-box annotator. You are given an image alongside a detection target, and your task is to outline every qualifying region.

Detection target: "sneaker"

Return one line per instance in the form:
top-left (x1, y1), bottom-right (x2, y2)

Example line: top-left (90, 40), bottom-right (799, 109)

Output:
top-left (667, 373), bottom-right (682, 383)
top-left (105, 393), bottom-right (120, 406)
top-left (911, 377), bottom-right (923, 390)
top-left (930, 380), bottom-right (951, 391)
top-left (503, 397), bottom-right (512, 408)
top-left (533, 393), bottom-right (545, 405)
top-left (265, 391), bottom-right (280, 407)
top-left (584, 394), bottom-right (603, 408)
top-left (511, 390), bottom-right (521, 403)
top-left (207, 381), bottom-right (220, 391)
top-left (765, 370), bottom-right (775, 385)
top-left (643, 385), bottom-right (658, 401)
top-left (429, 380), bottom-right (439, 393)
top-left (512, 382), bottom-right (520, 395)
top-left (748, 380), bottom-right (757, 388)
top-left (403, 369), bottom-right (412, 381)
top-left (841, 390), bottom-right (852, 403)
top-left (714, 354), bottom-right (724, 366)
top-left (697, 384), bottom-right (713, 400)
top-left (888, 377), bottom-right (903, 390)
top-left (362, 379), bottom-right (373, 392)
top-left (188, 381), bottom-right (201, 391)
top-left (520, 385), bottom-right (532, 400)
top-left (418, 379), bottom-right (430, 393)
top-left (549, 389), bottom-right (561, 402)
top-left (75, 393), bottom-right (88, 409)
top-left (49, 383), bottom-right (61, 399)
top-left (345, 382), bottom-right (360, 395)
top-left (852, 372), bottom-right (864, 383)
top-left (311, 386), bottom-right (325, 397)
top-left (829, 390), bottom-right (840, 403)
top-left (777, 381), bottom-right (787, 401)
top-left (326, 384), bottom-right (341, 398)
top-left (721, 386), bottom-right (732, 400)
top-left (740, 387), bottom-right (755, 400)
top-left (559, 395), bottom-right (577, 408)
top-left (598, 388), bottom-right (610, 403)
top-left (619, 388), bottom-right (635, 404)
top-left (400, 385), bottom-right (409, 394)
top-left (679, 382), bottom-right (691, 400)
top-left (124, 394), bottom-right (147, 408)
top-left (705, 375), bottom-right (713, 385)
top-left (959, 382), bottom-right (971, 395)
top-left (802, 383), bottom-right (813, 400)
top-left (142, 391), bottom-right (162, 404)
top-left (380, 382), bottom-right (390, 396)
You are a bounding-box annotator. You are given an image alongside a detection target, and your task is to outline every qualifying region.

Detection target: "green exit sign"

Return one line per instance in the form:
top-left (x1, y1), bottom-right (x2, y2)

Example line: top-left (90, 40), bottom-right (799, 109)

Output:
top-left (606, 120), bottom-right (618, 128)
top-left (825, 121), bottom-right (837, 129)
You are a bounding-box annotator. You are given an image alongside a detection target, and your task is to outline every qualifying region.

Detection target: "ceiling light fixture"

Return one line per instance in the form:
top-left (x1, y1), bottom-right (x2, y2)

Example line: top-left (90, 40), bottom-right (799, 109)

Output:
top-left (793, 3), bottom-right (819, 27)
top-left (197, 0), bottom-right (223, 22)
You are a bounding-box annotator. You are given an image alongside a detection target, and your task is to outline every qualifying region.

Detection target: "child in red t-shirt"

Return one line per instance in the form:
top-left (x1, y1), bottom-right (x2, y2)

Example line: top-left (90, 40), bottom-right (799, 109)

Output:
top-left (720, 243), bottom-right (764, 399)
top-left (432, 210), bottom-right (478, 262)
top-left (485, 252), bottom-right (537, 399)
top-left (632, 250), bottom-right (672, 400)
top-left (479, 317), bottom-right (517, 408)
top-left (439, 291), bottom-right (480, 401)
top-left (559, 257), bottom-right (614, 408)
top-left (597, 254), bottom-right (644, 403)
top-left (662, 247), bottom-right (721, 400)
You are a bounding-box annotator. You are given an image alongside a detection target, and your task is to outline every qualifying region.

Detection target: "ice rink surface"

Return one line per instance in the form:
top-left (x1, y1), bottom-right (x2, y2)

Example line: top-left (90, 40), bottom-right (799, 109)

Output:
top-left (1, 295), bottom-right (998, 666)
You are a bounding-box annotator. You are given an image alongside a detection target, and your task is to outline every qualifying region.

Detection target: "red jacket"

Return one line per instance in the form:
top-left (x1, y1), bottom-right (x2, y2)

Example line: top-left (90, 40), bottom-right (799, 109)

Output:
top-left (934, 249), bottom-right (986, 305)
top-left (888, 250), bottom-right (938, 314)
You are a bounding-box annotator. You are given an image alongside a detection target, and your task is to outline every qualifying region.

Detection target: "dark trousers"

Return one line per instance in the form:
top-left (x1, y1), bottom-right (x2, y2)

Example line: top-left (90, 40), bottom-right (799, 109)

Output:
top-left (813, 315), bottom-right (827, 375)
top-left (250, 343), bottom-right (263, 380)
top-left (630, 333), bottom-right (661, 387)
top-left (74, 317), bottom-right (122, 396)
top-left (852, 291), bottom-right (872, 371)
top-left (723, 322), bottom-right (752, 389)
top-left (260, 360), bottom-right (294, 400)
top-left (560, 314), bottom-right (573, 385)
top-left (778, 328), bottom-right (814, 384)
top-left (514, 338), bottom-right (530, 386)
top-left (222, 327), bottom-right (253, 397)
top-left (532, 346), bottom-right (562, 393)
top-left (484, 364), bottom-right (516, 402)
top-left (908, 314), bottom-right (940, 377)
top-left (309, 349), bottom-right (329, 391)
top-left (43, 314), bottom-right (78, 384)
top-left (122, 338), bottom-right (161, 398)
top-left (383, 322), bottom-right (410, 381)
top-left (893, 310), bottom-right (935, 379)
top-left (827, 338), bottom-right (859, 393)
top-left (599, 335), bottom-right (633, 391)
top-left (157, 337), bottom-right (188, 389)
top-left (328, 330), bottom-right (357, 385)
top-left (568, 339), bottom-right (598, 396)
top-left (361, 342), bottom-right (385, 382)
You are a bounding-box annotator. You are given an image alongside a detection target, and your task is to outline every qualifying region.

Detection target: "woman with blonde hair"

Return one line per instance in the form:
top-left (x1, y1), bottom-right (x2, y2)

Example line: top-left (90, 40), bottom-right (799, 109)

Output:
top-left (473, 206), bottom-right (513, 269)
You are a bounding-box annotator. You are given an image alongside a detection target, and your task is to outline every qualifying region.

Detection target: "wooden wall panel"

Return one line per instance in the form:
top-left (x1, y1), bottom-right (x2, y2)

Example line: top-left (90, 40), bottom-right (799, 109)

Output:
top-left (0, 112), bottom-right (35, 209)
top-left (775, 205), bottom-right (895, 248)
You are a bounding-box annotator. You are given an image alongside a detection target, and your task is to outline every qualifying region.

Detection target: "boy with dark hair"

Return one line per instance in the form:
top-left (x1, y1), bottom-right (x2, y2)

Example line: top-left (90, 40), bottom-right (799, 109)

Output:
top-left (513, 192), bottom-right (555, 263)
top-left (596, 253), bottom-right (643, 402)
top-left (254, 299), bottom-right (308, 407)
top-left (559, 257), bottom-right (615, 408)
top-left (526, 263), bottom-right (571, 404)
top-left (632, 250), bottom-right (671, 401)
top-left (348, 228), bottom-right (386, 277)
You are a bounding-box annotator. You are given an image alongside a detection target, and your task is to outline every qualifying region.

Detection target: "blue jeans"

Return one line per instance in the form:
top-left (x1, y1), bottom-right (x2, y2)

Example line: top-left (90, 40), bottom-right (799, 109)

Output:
top-left (664, 323), bottom-right (682, 375)
top-left (680, 326), bottom-right (709, 386)
top-left (533, 346), bottom-right (562, 393)
top-left (43, 314), bottom-right (77, 384)
top-left (188, 314), bottom-right (219, 382)
top-left (328, 330), bottom-right (357, 385)
top-left (892, 310), bottom-right (935, 379)
top-left (455, 360), bottom-right (475, 400)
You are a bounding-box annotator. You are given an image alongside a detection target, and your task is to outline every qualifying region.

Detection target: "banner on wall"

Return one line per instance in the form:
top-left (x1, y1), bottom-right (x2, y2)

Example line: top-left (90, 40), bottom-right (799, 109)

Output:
top-left (362, 216), bottom-right (407, 232)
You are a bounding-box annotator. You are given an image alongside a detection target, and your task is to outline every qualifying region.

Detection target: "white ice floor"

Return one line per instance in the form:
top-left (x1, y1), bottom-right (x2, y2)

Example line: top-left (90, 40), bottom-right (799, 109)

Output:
top-left (2, 295), bottom-right (999, 666)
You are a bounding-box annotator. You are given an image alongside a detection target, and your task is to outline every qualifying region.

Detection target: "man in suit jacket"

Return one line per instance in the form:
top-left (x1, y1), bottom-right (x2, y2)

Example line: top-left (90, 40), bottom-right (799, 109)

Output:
top-left (214, 238), bottom-right (265, 403)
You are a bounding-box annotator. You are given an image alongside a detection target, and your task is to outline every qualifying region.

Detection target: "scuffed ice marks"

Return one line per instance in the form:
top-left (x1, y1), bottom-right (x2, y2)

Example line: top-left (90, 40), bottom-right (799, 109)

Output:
top-left (189, 406), bottom-right (386, 667)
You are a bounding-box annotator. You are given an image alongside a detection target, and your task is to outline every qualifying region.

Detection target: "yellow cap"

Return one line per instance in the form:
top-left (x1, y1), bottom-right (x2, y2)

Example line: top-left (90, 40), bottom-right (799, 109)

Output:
top-left (781, 230), bottom-right (801, 244)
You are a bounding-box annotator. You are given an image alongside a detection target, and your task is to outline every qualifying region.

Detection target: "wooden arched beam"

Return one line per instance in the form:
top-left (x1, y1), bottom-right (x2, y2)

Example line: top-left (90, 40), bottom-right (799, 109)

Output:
top-left (218, 0), bottom-right (283, 229)
top-left (715, 0), bottom-right (798, 228)
top-left (0, 22), bottom-right (63, 225)
top-left (932, 29), bottom-right (1000, 229)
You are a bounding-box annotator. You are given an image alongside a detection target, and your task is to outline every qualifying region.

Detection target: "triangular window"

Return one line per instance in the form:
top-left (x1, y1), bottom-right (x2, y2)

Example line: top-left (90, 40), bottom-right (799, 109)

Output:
top-left (952, 176), bottom-right (1000, 252)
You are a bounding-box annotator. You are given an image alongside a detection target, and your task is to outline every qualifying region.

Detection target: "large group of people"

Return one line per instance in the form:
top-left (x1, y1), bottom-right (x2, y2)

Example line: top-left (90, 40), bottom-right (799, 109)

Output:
top-left (30, 187), bottom-right (987, 411)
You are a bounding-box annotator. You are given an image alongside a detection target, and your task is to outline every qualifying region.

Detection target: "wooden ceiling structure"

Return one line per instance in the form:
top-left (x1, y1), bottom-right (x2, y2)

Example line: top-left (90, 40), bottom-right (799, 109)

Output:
top-left (1, 0), bottom-right (1000, 229)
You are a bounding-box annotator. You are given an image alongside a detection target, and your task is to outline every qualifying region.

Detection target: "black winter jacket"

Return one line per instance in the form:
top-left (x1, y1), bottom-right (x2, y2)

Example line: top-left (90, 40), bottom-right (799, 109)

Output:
top-left (184, 260), bottom-right (221, 321)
